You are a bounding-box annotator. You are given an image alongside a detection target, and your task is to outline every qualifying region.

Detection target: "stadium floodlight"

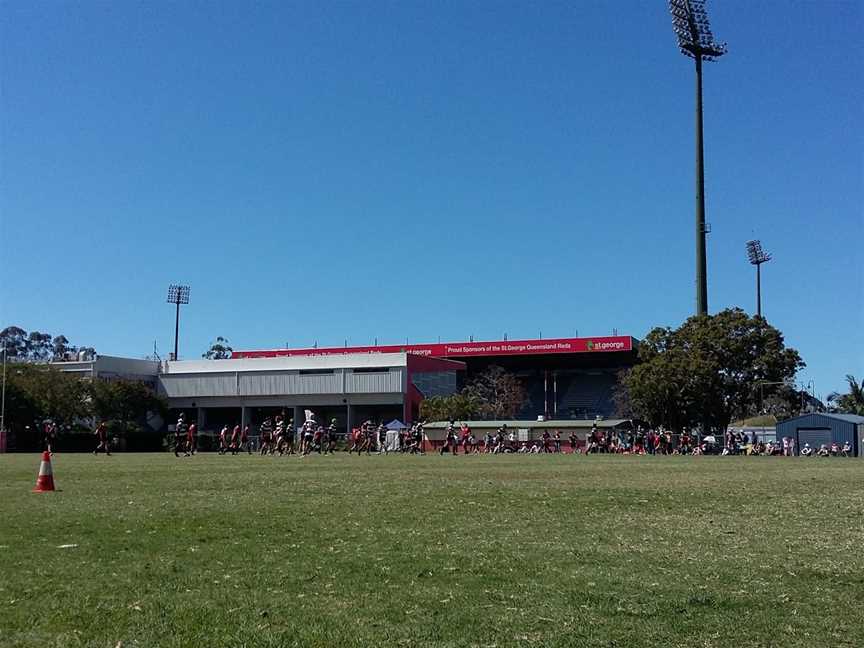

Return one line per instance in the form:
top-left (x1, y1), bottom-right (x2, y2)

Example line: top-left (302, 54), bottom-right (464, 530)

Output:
top-left (166, 284), bottom-right (191, 360)
top-left (669, 0), bottom-right (727, 316)
top-left (745, 240), bottom-right (772, 317)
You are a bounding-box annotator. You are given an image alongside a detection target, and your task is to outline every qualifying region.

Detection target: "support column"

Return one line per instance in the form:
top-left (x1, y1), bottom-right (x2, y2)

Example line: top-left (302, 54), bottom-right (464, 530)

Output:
top-left (553, 373), bottom-right (558, 418)
top-left (240, 406), bottom-right (248, 431)
top-left (346, 403), bottom-right (353, 439)
top-left (294, 406), bottom-right (303, 443)
top-left (197, 407), bottom-right (206, 431)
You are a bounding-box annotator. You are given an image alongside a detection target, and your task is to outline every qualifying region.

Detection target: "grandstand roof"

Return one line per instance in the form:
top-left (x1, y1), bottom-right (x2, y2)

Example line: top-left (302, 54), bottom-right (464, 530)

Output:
top-left (423, 419), bottom-right (632, 430)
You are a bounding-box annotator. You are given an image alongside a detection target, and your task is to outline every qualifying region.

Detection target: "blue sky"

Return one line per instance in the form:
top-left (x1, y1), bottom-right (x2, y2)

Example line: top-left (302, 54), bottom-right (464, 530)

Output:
top-left (1, 1), bottom-right (861, 399)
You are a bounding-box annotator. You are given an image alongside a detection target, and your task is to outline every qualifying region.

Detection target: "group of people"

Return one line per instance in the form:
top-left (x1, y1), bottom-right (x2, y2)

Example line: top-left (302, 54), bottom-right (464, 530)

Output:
top-left (171, 411), bottom-right (342, 457)
top-left (800, 441), bottom-right (854, 457)
top-left (438, 422), bottom-right (574, 455)
top-left (76, 412), bottom-right (859, 460)
top-left (257, 413), bottom-right (338, 456)
top-left (347, 421), bottom-right (424, 454)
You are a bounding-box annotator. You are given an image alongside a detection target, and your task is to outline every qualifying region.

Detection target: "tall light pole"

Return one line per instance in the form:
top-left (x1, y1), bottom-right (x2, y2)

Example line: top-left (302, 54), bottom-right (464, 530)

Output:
top-left (167, 284), bottom-right (190, 361)
top-left (746, 240), bottom-right (772, 318)
top-left (1, 345), bottom-right (7, 438)
top-left (669, 0), bottom-right (726, 316)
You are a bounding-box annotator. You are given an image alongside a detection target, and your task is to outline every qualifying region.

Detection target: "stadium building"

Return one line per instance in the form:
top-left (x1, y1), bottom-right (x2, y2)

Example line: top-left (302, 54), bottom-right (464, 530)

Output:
top-left (159, 352), bottom-right (464, 435)
top-left (37, 335), bottom-right (637, 444)
top-left (232, 335), bottom-right (638, 421)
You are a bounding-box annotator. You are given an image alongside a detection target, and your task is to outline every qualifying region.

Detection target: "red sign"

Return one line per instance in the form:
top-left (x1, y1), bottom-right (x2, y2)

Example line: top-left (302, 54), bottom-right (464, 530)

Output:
top-left (232, 336), bottom-right (633, 360)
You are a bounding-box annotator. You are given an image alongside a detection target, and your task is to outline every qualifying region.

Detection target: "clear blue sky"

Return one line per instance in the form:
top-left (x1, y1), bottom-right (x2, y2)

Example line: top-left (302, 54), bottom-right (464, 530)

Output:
top-left (1, 1), bottom-right (861, 400)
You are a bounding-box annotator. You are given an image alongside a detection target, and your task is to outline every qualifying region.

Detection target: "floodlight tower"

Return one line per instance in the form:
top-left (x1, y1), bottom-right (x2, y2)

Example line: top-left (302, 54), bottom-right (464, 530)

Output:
top-left (746, 240), bottom-right (772, 318)
top-left (166, 284), bottom-right (190, 360)
top-left (669, 0), bottom-right (726, 316)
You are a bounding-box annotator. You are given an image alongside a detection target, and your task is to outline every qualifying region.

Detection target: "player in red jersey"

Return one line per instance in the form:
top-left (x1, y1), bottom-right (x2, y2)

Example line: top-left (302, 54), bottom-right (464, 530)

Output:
top-left (348, 426), bottom-right (362, 454)
top-left (93, 421), bottom-right (111, 456)
top-left (185, 422), bottom-right (197, 456)
top-left (230, 423), bottom-right (240, 455)
top-left (460, 423), bottom-right (471, 455)
top-left (240, 424), bottom-right (251, 454)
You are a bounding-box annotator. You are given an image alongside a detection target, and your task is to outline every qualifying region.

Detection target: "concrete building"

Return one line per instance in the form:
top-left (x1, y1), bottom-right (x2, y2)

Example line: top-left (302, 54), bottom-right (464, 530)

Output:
top-left (51, 355), bottom-right (160, 385)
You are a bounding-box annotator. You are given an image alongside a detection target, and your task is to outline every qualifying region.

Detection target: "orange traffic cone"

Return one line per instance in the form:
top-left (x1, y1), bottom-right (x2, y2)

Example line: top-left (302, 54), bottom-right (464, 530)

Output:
top-left (33, 451), bottom-right (56, 492)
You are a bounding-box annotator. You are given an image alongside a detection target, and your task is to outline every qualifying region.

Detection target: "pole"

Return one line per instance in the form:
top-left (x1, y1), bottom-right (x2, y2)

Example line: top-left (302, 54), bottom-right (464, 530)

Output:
top-left (173, 300), bottom-right (180, 360)
top-left (694, 53), bottom-right (708, 316)
top-left (1, 346), bottom-right (7, 436)
top-left (756, 263), bottom-right (762, 318)
top-left (553, 372), bottom-right (558, 418)
top-left (543, 371), bottom-right (548, 419)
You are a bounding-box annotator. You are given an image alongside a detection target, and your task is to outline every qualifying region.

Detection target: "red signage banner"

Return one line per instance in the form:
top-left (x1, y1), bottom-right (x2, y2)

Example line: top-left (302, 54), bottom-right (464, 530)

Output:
top-left (232, 336), bottom-right (633, 360)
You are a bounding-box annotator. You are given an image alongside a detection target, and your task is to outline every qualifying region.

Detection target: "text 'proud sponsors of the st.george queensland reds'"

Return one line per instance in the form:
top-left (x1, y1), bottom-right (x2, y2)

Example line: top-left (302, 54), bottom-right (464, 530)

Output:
top-left (231, 337), bottom-right (632, 359)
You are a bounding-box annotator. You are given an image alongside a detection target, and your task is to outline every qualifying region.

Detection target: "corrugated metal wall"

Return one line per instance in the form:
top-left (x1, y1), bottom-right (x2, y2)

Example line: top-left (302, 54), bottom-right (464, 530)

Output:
top-left (159, 369), bottom-right (405, 399)
top-left (776, 414), bottom-right (859, 456)
top-left (346, 371), bottom-right (403, 394)
top-left (240, 373), bottom-right (342, 396)
top-left (159, 374), bottom-right (237, 398)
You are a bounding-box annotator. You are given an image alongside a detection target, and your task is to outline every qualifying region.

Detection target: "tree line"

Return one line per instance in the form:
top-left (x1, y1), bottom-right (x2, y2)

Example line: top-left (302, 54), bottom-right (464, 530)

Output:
top-left (420, 366), bottom-right (528, 422)
top-left (418, 309), bottom-right (864, 432)
top-left (615, 308), bottom-right (805, 432)
top-left (1, 325), bottom-right (96, 362)
top-left (3, 364), bottom-right (167, 450)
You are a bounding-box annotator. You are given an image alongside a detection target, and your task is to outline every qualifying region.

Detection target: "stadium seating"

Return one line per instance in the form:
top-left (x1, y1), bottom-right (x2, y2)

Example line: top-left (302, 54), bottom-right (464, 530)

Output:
top-left (555, 372), bottom-right (616, 419)
top-left (517, 371), bottom-right (618, 420)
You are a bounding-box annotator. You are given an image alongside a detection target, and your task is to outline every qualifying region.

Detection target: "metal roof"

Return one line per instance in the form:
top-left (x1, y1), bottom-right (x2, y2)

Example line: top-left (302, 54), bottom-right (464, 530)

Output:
top-left (423, 419), bottom-right (632, 430)
top-left (162, 352), bottom-right (411, 375)
top-left (778, 412), bottom-right (864, 426)
top-left (822, 413), bottom-right (864, 424)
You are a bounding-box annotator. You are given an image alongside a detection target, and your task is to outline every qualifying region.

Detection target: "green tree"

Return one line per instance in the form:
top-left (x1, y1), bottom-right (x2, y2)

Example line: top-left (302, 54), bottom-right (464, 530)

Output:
top-left (622, 308), bottom-right (804, 433)
top-left (52, 335), bottom-right (72, 360)
top-left (27, 331), bottom-right (53, 362)
top-left (89, 379), bottom-right (168, 432)
top-left (827, 375), bottom-right (864, 416)
top-left (420, 393), bottom-right (481, 422)
top-left (6, 364), bottom-right (90, 430)
top-left (203, 336), bottom-right (233, 359)
top-left (1, 326), bottom-right (29, 360)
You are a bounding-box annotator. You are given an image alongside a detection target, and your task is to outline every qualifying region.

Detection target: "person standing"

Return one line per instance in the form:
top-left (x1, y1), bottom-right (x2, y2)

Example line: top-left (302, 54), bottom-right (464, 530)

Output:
top-left (362, 421), bottom-right (375, 455)
top-left (440, 421), bottom-right (457, 456)
top-left (325, 418), bottom-right (338, 454)
top-left (273, 416), bottom-right (284, 454)
top-left (460, 422), bottom-right (471, 455)
top-left (284, 417), bottom-right (295, 455)
top-left (43, 421), bottom-right (57, 455)
top-left (218, 424), bottom-right (229, 455)
top-left (240, 423), bottom-right (251, 454)
top-left (303, 420), bottom-right (316, 456)
top-left (94, 421), bottom-right (111, 456)
top-left (259, 417), bottom-right (274, 455)
top-left (230, 423), bottom-right (241, 455)
top-left (174, 414), bottom-right (187, 457)
top-left (186, 421), bottom-right (197, 456)
top-left (378, 423), bottom-right (389, 454)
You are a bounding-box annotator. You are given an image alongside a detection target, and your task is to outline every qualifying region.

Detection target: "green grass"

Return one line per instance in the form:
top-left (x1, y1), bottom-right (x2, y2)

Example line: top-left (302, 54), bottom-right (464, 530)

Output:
top-left (1, 453), bottom-right (862, 648)
top-left (730, 415), bottom-right (777, 427)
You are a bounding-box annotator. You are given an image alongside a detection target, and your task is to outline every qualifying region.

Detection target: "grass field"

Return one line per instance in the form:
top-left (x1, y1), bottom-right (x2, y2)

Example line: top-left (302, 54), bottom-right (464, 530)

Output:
top-left (1, 453), bottom-right (862, 648)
